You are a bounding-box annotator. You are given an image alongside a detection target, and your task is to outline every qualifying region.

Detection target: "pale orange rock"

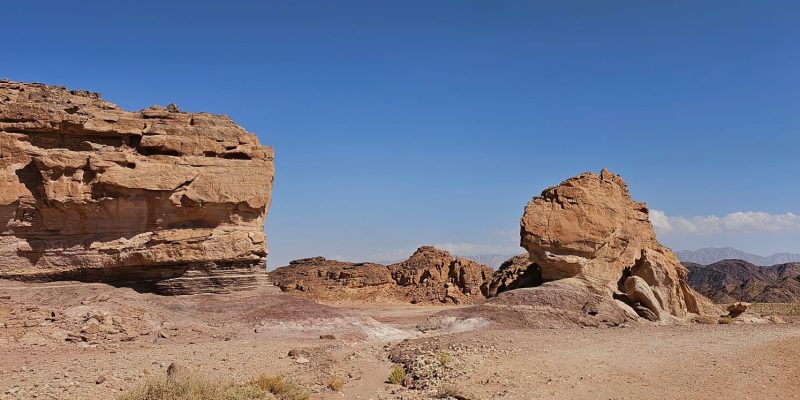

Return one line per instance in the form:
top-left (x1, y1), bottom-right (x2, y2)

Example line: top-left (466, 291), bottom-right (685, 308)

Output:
top-left (0, 80), bottom-right (274, 294)
top-left (520, 169), bottom-right (715, 320)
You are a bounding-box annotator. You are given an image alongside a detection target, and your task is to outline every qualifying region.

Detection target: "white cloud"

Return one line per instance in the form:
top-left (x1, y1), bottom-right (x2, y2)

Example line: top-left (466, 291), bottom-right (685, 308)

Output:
top-left (651, 210), bottom-right (800, 235)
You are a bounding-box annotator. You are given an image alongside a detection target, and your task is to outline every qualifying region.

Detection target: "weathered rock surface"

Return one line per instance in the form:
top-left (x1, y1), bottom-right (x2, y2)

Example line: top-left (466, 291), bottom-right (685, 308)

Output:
top-left (516, 169), bottom-right (713, 321)
top-left (437, 169), bottom-right (715, 329)
top-left (0, 80), bottom-right (274, 294)
top-left (485, 254), bottom-right (542, 297)
top-left (622, 276), bottom-right (662, 321)
top-left (426, 278), bottom-right (632, 329)
top-left (686, 260), bottom-right (800, 303)
top-left (270, 246), bottom-right (493, 304)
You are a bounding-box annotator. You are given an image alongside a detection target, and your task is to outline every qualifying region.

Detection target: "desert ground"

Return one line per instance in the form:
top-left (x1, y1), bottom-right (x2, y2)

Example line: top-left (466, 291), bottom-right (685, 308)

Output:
top-left (1, 280), bottom-right (798, 400)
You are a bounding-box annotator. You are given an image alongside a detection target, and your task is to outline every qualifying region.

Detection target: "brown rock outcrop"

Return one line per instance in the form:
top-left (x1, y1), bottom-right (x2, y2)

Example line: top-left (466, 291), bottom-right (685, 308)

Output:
top-left (270, 246), bottom-right (493, 304)
top-left (0, 80), bottom-right (274, 294)
top-left (271, 257), bottom-right (393, 298)
top-left (486, 254), bottom-right (542, 297)
top-left (519, 169), bottom-right (712, 321)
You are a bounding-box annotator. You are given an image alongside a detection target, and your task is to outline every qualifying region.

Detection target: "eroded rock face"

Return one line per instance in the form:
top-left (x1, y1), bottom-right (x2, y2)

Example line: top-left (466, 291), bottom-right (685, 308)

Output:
top-left (486, 254), bottom-right (542, 297)
top-left (270, 246), bottom-right (493, 304)
top-left (520, 169), bottom-right (712, 320)
top-left (0, 80), bottom-right (274, 294)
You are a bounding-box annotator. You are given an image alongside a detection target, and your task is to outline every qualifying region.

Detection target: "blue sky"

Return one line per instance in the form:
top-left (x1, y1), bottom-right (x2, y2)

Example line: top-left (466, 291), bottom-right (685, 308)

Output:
top-left (3, 1), bottom-right (800, 266)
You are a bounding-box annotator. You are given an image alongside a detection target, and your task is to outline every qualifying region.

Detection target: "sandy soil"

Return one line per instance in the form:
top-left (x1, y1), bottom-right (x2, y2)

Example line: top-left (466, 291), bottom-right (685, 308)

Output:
top-left (1, 281), bottom-right (799, 400)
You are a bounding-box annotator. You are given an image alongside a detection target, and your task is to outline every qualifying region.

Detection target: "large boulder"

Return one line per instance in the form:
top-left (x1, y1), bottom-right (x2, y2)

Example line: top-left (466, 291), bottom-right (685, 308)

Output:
top-left (0, 80), bottom-right (274, 294)
top-left (519, 169), bottom-right (714, 320)
top-left (270, 246), bottom-right (493, 304)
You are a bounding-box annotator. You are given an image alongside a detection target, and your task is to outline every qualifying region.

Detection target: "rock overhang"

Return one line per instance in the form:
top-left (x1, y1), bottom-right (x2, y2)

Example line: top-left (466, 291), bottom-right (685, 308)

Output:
top-left (0, 80), bottom-right (274, 294)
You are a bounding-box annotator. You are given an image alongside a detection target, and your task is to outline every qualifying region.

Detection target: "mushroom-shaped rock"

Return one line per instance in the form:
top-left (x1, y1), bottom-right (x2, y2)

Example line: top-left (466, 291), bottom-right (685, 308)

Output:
top-left (519, 169), bottom-right (716, 320)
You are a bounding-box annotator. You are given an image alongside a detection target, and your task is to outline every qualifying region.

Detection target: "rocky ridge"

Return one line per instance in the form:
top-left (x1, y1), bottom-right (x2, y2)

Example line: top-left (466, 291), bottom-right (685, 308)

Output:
top-left (686, 260), bottom-right (800, 303)
top-left (678, 247), bottom-right (800, 266)
top-left (0, 80), bottom-right (274, 294)
top-left (270, 246), bottom-right (493, 304)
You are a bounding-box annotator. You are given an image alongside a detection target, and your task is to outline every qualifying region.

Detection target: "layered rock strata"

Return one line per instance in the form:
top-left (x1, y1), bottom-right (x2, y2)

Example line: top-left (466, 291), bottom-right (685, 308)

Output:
top-left (271, 246), bottom-right (493, 304)
top-left (0, 80), bottom-right (274, 294)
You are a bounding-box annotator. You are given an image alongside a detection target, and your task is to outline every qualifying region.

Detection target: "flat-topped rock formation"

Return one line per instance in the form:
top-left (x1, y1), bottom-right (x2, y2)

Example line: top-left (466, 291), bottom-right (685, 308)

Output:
top-left (0, 80), bottom-right (274, 294)
top-left (271, 246), bottom-right (493, 304)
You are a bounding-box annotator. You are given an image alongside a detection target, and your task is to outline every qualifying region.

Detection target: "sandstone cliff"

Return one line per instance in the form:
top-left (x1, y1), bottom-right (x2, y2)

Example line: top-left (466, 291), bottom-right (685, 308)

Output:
top-left (271, 246), bottom-right (493, 304)
top-left (0, 80), bottom-right (274, 294)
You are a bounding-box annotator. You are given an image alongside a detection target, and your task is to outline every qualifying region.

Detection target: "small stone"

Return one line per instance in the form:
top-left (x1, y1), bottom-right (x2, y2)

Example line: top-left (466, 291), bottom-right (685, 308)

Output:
top-left (287, 349), bottom-right (307, 358)
top-left (727, 302), bottom-right (751, 317)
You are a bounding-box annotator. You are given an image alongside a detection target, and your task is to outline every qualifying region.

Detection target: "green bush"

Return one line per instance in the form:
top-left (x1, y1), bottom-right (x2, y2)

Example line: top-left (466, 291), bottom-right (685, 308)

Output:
top-left (388, 366), bottom-right (406, 385)
top-left (435, 351), bottom-right (452, 366)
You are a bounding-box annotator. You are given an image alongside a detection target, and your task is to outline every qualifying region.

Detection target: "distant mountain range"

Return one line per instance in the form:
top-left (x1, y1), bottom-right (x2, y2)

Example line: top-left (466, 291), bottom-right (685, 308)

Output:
top-left (685, 259), bottom-right (800, 303)
top-left (676, 247), bottom-right (800, 266)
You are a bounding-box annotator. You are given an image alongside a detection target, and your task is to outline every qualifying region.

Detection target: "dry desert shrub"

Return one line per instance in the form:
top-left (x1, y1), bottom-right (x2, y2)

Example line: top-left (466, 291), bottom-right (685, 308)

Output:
top-left (324, 376), bottom-right (345, 391)
top-left (117, 371), bottom-right (270, 400)
top-left (436, 383), bottom-right (473, 399)
top-left (249, 375), bottom-right (309, 400)
top-left (718, 316), bottom-right (733, 324)
top-left (693, 315), bottom-right (718, 324)
top-left (388, 366), bottom-right (406, 385)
